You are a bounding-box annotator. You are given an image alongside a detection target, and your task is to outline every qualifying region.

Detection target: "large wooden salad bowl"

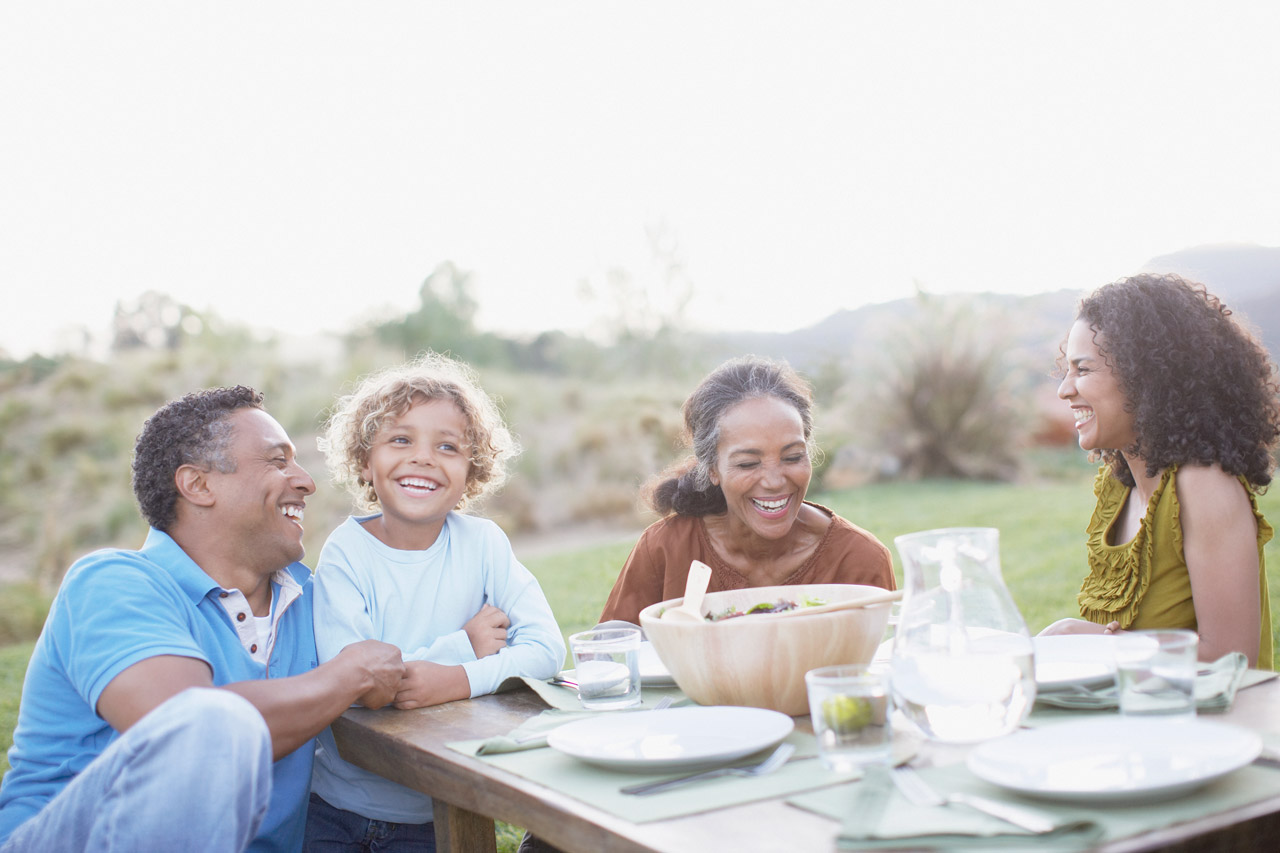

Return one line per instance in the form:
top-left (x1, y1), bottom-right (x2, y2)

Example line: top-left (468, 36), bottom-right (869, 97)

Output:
top-left (638, 583), bottom-right (892, 715)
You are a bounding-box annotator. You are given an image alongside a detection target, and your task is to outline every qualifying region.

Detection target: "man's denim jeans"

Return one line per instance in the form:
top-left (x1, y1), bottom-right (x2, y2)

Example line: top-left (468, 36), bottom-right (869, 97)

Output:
top-left (1, 688), bottom-right (272, 853)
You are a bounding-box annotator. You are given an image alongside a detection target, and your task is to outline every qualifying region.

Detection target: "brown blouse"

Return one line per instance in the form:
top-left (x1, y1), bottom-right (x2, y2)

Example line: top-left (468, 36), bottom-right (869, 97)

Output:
top-left (599, 502), bottom-right (896, 624)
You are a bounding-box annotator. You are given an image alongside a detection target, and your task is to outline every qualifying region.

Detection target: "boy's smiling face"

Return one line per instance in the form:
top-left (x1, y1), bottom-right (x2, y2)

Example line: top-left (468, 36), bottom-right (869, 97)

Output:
top-left (360, 395), bottom-right (472, 550)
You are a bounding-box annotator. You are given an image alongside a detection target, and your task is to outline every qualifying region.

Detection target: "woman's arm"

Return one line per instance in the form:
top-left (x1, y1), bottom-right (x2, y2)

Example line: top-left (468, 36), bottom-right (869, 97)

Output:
top-left (599, 529), bottom-right (665, 624)
top-left (1177, 464), bottom-right (1263, 665)
top-left (1038, 618), bottom-right (1121, 636)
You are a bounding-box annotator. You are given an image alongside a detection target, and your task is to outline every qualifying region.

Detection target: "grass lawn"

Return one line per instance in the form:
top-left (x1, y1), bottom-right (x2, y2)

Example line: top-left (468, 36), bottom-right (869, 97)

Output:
top-left (4, 472), bottom-right (1280, 850)
top-left (0, 642), bottom-right (32, 779)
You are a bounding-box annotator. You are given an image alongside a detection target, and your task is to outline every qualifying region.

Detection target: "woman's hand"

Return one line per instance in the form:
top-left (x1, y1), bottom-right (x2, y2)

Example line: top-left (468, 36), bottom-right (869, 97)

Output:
top-left (1038, 617), bottom-right (1118, 636)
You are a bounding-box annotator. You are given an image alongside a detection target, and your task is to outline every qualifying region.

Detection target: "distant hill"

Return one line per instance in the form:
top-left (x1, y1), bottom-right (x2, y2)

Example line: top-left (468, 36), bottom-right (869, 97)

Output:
top-left (705, 243), bottom-right (1280, 374)
top-left (1142, 243), bottom-right (1280, 353)
top-left (703, 289), bottom-right (1083, 377)
top-left (1143, 244), bottom-right (1280, 301)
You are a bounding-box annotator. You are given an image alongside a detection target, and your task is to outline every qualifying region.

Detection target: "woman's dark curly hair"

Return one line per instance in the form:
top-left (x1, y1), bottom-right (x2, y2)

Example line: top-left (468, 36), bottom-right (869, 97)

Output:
top-left (1073, 274), bottom-right (1280, 489)
top-left (645, 356), bottom-right (815, 517)
top-left (132, 386), bottom-right (265, 531)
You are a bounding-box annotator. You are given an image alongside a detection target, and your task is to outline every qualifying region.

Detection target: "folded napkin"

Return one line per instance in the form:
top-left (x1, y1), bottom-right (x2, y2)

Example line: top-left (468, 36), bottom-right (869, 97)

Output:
top-left (476, 709), bottom-right (600, 754)
top-left (479, 678), bottom-right (694, 753)
top-left (1035, 652), bottom-right (1253, 712)
top-left (793, 757), bottom-right (1280, 850)
top-left (791, 764), bottom-right (1102, 850)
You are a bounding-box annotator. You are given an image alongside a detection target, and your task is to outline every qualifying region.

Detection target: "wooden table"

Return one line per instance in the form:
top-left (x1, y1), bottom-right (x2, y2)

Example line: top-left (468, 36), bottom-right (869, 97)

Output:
top-left (332, 677), bottom-right (1280, 852)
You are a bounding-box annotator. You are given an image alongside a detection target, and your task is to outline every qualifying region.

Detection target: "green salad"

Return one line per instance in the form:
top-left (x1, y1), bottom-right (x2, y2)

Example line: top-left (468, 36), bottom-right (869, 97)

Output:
top-left (706, 595), bottom-right (828, 622)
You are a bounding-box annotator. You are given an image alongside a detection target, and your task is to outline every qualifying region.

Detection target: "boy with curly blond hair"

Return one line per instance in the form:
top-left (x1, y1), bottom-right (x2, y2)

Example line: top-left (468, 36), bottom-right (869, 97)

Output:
top-left (305, 352), bottom-right (564, 852)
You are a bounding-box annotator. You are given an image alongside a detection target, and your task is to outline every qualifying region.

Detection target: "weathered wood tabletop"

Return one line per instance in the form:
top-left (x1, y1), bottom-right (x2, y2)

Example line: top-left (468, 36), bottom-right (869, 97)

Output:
top-left (333, 676), bottom-right (1280, 852)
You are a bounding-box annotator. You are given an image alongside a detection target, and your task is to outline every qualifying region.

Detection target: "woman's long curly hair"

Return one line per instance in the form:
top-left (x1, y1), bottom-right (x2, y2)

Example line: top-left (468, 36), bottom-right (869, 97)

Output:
top-left (645, 356), bottom-right (815, 517)
top-left (319, 352), bottom-right (519, 513)
top-left (1074, 274), bottom-right (1280, 489)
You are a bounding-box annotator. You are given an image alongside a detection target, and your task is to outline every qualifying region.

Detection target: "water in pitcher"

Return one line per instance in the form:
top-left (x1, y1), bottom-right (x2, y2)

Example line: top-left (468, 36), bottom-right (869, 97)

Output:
top-left (892, 636), bottom-right (1035, 742)
top-left (891, 528), bottom-right (1036, 743)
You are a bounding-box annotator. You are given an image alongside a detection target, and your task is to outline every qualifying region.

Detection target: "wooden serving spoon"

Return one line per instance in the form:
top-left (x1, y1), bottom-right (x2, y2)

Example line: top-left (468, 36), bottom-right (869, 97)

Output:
top-left (770, 588), bottom-right (905, 617)
top-left (663, 560), bottom-right (713, 622)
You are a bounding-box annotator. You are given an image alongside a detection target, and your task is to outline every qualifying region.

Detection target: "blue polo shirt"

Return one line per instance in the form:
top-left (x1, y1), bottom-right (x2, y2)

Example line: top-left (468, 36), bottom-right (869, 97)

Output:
top-left (0, 530), bottom-right (319, 851)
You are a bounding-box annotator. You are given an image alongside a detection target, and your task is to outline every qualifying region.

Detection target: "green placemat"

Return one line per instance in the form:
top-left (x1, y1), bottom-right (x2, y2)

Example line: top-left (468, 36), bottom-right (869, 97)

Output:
top-left (1028, 667), bottom-right (1278, 726)
top-left (1033, 655), bottom-right (1269, 715)
top-left (449, 727), bottom-right (860, 823)
top-left (789, 741), bottom-right (1280, 850)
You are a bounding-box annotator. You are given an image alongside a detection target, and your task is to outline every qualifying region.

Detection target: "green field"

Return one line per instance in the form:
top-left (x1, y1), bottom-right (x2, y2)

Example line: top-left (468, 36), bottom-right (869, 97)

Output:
top-left (4, 473), bottom-right (1280, 850)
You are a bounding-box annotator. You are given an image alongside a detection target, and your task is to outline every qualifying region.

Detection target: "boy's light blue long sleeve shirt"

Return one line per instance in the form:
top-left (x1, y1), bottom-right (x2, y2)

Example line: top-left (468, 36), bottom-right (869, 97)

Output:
top-left (310, 512), bottom-right (565, 822)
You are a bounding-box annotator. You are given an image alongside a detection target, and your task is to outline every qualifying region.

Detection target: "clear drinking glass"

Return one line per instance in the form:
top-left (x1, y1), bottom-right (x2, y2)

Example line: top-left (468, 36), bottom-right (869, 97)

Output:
top-left (569, 627), bottom-right (642, 710)
top-left (1115, 629), bottom-right (1197, 718)
top-left (806, 664), bottom-right (892, 770)
top-left (891, 527), bottom-right (1036, 743)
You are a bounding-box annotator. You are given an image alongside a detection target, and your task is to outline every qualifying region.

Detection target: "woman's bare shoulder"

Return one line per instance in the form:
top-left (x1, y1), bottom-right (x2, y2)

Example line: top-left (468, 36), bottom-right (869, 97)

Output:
top-left (1174, 464), bottom-right (1253, 518)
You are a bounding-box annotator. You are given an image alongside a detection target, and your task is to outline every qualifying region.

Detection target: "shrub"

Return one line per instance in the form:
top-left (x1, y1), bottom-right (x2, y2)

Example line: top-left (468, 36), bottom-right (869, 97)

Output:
top-left (868, 294), bottom-right (1028, 481)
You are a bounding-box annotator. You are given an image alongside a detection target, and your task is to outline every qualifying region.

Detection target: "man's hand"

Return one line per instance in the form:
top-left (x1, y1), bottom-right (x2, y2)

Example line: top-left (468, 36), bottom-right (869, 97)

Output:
top-left (334, 639), bottom-right (407, 709)
top-left (464, 604), bottom-right (510, 659)
top-left (393, 660), bottom-right (471, 709)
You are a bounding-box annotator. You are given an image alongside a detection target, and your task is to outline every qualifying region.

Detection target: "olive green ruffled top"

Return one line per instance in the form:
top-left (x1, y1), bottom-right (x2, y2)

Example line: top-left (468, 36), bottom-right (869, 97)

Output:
top-left (1078, 466), bottom-right (1274, 670)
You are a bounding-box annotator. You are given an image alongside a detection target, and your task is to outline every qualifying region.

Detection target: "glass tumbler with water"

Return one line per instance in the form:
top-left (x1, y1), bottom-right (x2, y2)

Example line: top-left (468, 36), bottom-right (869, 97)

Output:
top-left (568, 627), bottom-right (642, 710)
top-left (891, 527), bottom-right (1036, 743)
top-left (1115, 629), bottom-right (1197, 717)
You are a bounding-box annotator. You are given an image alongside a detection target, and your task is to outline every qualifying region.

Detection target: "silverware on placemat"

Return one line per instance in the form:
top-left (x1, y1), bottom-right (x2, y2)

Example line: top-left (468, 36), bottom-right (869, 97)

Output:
top-left (891, 764), bottom-right (1056, 833)
top-left (620, 742), bottom-right (796, 796)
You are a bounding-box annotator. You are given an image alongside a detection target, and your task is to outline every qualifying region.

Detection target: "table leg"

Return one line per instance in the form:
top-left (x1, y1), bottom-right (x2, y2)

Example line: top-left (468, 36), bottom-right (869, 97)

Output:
top-left (433, 797), bottom-right (497, 853)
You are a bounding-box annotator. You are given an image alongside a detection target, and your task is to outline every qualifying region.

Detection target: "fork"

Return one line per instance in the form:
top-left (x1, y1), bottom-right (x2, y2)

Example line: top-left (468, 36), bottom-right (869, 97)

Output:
top-left (620, 742), bottom-right (796, 796)
top-left (890, 765), bottom-right (1057, 833)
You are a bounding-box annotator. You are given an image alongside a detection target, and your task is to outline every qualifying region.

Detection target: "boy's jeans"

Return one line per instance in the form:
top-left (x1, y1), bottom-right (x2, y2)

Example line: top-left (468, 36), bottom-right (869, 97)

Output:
top-left (1, 688), bottom-right (272, 853)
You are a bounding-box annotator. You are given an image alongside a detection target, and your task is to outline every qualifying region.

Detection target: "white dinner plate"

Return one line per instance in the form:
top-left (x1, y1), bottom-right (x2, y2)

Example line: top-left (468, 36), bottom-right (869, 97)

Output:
top-left (967, 717), bottom-right (1261, 803)
top-left (547, 706), bottom-right (794, 773)
top-left (637, 641), bottom-right (676, 687)
top-left (1033, 635), bottom-right (1118, 691)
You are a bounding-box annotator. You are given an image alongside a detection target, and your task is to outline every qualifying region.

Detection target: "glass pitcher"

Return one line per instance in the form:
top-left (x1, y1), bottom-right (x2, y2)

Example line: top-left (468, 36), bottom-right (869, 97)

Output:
top-left (891, 527), bottom-right (1036, 742)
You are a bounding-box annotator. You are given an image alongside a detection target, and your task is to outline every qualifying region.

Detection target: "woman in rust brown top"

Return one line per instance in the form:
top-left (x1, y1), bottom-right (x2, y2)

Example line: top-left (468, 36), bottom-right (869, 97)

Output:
top-left (599, 356), bottom-right (895, 624)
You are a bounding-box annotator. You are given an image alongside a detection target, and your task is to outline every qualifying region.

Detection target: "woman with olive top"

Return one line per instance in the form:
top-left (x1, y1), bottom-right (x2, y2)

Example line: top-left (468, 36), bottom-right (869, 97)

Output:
top-left (1042, 275), bottom-right (1278, 668)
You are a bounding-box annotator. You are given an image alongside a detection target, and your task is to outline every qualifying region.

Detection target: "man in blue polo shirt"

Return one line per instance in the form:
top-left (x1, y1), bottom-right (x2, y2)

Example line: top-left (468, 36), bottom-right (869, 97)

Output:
top-left (0, 386), bottom-right (405, 852)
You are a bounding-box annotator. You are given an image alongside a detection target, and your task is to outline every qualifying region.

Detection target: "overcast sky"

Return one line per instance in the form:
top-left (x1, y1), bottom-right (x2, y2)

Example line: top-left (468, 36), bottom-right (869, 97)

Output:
top-left (3, 2), bottom-right (1279, 358)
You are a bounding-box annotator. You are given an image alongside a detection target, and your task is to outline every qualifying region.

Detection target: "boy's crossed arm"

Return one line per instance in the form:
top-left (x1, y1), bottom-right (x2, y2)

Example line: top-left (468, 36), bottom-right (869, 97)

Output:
top-left (393, 603), bottom-right (511, 709)
top-left (465, 603), bottom-right (511, 658)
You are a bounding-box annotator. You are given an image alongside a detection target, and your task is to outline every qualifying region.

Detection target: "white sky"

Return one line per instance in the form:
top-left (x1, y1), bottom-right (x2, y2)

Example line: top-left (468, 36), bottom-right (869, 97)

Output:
top-left (3, 2), bottom-right (1279, 358)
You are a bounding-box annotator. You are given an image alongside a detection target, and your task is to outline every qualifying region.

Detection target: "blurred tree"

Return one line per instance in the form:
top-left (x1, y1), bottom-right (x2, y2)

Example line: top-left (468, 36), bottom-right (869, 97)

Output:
top-left (110, 291), bottom-right (207, 352)
top-left (808, 355), bottom-right (850, 408)
top-left (573, 223), bottom-right (703, 379)
top-left (578, 222), bottom-right (694, 343)
top-left (0, 355), bottom-right (62, 390)
top-left (364, 261), bottom-right (508, 366)
top-left (513, 330), bottom-right (606, 376)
